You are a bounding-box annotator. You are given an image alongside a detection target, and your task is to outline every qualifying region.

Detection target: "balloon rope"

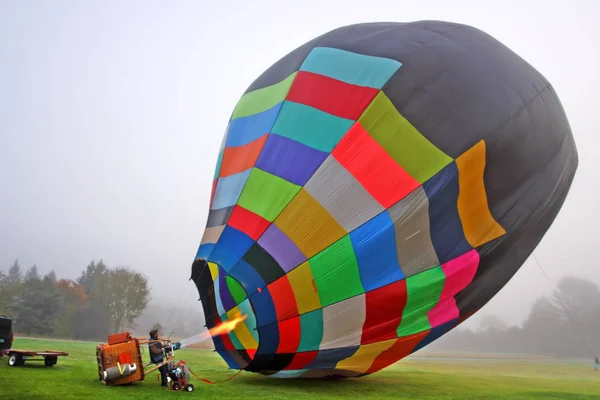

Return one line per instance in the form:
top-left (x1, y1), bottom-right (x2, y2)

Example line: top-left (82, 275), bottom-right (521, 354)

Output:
top-left (532, 253), bottom-right (594, 355)
top-left (182, 361), bottom-right (243, 385)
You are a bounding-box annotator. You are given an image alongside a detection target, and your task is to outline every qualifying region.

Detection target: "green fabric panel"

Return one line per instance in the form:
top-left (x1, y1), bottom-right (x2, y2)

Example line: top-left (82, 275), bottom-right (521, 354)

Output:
top-left (213, 131), bottom-right (227, 180)
top-left (232, 72), bottom-right (297, 119)
top-left (396, 266), bottom-right (446, 337)
top-left (271, 101), bottom-right (355, 152)
top-left (226, 276), bottom-right (246, 305)
top-left (297, 308), bottom-right (323, 352)
top-left (309, 236), bottom-right (364, 307)
top-left (237, 168), bottom-right (301, 221)
top-left (359, 92), bottom-right (453, 183)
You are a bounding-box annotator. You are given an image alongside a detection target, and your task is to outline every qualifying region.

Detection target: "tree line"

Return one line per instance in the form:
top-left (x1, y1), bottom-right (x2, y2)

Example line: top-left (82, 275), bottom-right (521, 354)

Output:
top-left (0, 259), bottom-right (150, 341)
top-left (430, 275), bottom-right (600, 358)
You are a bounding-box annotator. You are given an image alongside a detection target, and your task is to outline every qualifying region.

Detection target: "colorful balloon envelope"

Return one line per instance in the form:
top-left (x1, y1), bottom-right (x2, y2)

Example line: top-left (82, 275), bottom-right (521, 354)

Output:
top-left (190, 20), bottom-right (578, 378)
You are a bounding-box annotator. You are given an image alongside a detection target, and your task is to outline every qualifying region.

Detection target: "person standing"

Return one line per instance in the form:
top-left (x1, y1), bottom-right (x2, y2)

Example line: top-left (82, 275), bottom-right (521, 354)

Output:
top-left (148, 329), bottom-right (168, 387)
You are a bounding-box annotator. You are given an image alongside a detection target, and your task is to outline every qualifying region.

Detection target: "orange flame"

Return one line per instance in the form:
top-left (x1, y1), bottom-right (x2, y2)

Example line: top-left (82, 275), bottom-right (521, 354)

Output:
top-left (208, 313), bottom-right (247, 337)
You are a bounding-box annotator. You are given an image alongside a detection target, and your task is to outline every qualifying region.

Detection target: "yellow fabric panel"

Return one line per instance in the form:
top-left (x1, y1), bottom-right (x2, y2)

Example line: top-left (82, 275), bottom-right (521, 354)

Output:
top-left (287, 261), bottom-right (322, 314)
top-left (226, 307), bottom-right (258, 350)
top-left (208, 262), bottom-right (219, 281)
top-left (456, 140), bottom-right (506, 247)
top-left (274, 188), bottom-right (346, 258)
top-left (335, 339), bottom-right (397, 373)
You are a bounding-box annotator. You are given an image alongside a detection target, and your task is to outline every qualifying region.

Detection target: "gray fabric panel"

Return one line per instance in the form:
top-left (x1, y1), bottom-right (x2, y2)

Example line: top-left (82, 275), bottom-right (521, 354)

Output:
top-left (387, 187), bottom-right (440, 276)
top-left (320, 294), bottom-right (366, 350)
top-left (304, 156), bottom-right (384, 232)
top-left (206, 206), bottom-right (234, 228)
top-left (201, 225), bottom-right (225, 245)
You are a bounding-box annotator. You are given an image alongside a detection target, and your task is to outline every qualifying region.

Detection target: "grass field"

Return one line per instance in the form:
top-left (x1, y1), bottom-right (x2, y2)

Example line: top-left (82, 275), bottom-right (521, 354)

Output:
top-left (1, 338), bottom-right (599, 399)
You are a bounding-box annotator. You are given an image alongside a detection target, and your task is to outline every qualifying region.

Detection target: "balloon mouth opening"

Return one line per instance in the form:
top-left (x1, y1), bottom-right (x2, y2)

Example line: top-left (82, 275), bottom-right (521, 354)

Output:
top-left (206, 267), bottom-right (259, 369)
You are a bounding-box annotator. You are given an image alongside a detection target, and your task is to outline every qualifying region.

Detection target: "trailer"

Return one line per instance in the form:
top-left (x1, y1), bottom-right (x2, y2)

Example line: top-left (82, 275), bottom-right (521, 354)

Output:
top-left (0, 315), bottom-right (69, 367)
top-left (1, 349), bottom-right (69, 367)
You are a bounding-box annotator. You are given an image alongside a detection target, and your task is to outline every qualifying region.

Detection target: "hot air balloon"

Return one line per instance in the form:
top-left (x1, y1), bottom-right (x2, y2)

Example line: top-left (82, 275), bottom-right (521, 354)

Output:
top-left (189, 20), bottom-right (578, 379)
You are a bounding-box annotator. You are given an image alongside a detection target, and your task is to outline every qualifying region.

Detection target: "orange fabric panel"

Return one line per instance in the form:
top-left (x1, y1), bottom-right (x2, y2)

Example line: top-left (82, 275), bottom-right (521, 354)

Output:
top-left (274, 188), bottom-right (346, 258)
top-left (456, 140), bottom-right (506, 247)
top-left (220, 134), bottom-right (268, 177)
top-left (365, 330), bottom-right (429, 374)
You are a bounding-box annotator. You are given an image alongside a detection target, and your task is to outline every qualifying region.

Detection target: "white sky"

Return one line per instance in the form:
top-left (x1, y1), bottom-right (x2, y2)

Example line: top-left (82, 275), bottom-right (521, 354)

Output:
top-left (1, 0), bottom-right (598, 329)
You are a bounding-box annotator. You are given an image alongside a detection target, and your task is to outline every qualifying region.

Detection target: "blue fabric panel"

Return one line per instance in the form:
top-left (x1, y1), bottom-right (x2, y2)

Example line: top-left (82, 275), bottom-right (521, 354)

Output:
top-left (412, 318), bottom-right (458, 353)
top-left (268, 369), bottom-right (308, 378)
top-left (210, 169), bottom-right (252, 210)
top-left (216, 349), bottom-right (240, 369)
top-left (218, 271), bottom-right (236, 312)
top-left (225, 102), bottom-right (282, 147)
top-left (195, 243), bottom-right (215, 261)
top-left (248, 289), bottom-right (278, 328)
top-left (255, 323), bottom-right (280, 355)
top-left (350, 211), bottom-right (404, 291)
top-left (422, 162), bottom-right (472, 264)
top-left (209, 226), bottom-right (255, 272)
top-left (271, 101), bottom-right (354, 153)
top-left (229, 259), bottom-right (266, 296)
top-left (213, 272), bottom-right (226, 316)
top-left (300, 47), bottom-right (402, 89)
top-left (212, 333), bottom-right (226, 352)
top-left (255, 134), bottom-right (329, 186)
top-left (305, 346), bottom-right (360, 369)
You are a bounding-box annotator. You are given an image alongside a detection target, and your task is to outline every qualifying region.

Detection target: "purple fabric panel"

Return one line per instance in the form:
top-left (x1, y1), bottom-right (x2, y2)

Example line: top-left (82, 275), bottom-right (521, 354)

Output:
top-left (219, 271), bottom-right (236, 311)
top-left (255, 134), bottom-right (328, 186)
top-left (258, 224), bottom-right (307, 272)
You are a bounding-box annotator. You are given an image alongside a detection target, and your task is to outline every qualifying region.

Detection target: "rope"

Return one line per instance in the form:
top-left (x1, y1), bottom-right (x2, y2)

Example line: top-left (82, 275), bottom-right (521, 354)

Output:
top-left (181, 360), bottom-right (243, 385)
top-left (532, 253), bottom-right (594, 355)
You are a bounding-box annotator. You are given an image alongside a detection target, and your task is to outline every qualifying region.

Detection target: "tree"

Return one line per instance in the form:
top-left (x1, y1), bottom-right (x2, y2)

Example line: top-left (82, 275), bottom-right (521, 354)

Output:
top-left (0, 260), bottom-right (23, 316)
top-left (105, 267), bottom-right (150, 333)
top-left (53, 279), bottom-right (88, 338)
top-left (7, 260), bottom-right (22, 283)
top-left (74, 261), bottom-right (151, 336)
top-left (77, 260), bottom-right (108, 294)
top-left (11, 266), bottom-right (62, 336)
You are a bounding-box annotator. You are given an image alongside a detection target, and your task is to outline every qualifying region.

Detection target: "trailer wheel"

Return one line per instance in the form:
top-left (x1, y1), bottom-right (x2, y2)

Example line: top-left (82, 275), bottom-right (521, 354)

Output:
top-left (185, 384), bottom-right (194, 392)
top-left (172, 383), bottom-right (181, 391)
top-left (8, 353), bottom-right (23, 367)
top-left (44, 356), bottom-right (57, 366)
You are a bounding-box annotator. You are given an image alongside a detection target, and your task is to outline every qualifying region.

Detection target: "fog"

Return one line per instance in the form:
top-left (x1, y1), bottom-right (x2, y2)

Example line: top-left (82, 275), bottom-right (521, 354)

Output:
top-left (1, 0), bottom-right (599, 340)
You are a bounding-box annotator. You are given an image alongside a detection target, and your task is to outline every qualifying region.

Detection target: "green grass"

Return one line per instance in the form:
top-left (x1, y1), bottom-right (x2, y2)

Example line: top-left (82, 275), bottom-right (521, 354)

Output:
top-left (1, 338), bottom-right (599, 399)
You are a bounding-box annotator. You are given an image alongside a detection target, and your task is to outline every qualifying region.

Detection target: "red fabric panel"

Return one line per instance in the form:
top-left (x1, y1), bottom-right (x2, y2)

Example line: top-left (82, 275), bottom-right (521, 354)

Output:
top-left (220, 134), bottom-right (268, 177)
top-left (283, 350), bottom-right (319, 370)
top-left (209, 179), bottom-right (218, 209)
top-left (267, 276), bottom-right (299, 321)
top-left (277, 316), bottom-right (301, 353)
top-left (362, 280), bottom-right (408, 344)
top-left (227, 205), bottom-right (271, 241)
top-left (246, 349), bottom-right (257, 360)
top-left (286, 71), bottom-right (379, 120)
top-left (366, 331), bottom-right (429, 374)
top-left (332, 123), bottom-right (420, 208)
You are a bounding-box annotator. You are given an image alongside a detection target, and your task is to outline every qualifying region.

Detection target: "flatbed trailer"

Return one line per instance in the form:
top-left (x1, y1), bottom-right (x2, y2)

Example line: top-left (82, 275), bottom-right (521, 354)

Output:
top-left (0, 349), bottom-right (69, 367)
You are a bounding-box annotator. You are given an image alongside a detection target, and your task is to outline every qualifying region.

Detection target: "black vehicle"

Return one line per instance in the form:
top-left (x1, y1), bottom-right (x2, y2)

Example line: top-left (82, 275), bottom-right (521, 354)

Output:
top-left (0, 315), bottom-right (13, 351)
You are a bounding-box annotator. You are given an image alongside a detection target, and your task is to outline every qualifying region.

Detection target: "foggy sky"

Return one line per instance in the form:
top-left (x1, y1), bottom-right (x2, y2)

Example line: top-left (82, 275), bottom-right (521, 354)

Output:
top-left (1, 0), bottom-right (598, 330)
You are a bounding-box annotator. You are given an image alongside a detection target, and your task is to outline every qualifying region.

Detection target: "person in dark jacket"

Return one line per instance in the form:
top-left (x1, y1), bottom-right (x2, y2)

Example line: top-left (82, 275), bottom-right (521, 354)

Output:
top-left (149, 329), bottom-right (168, 387)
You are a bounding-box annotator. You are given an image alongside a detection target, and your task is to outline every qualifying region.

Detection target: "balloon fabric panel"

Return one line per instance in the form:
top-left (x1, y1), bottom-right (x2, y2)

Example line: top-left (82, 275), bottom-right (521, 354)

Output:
top-left (190, 21), bottom-right (578, 378)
